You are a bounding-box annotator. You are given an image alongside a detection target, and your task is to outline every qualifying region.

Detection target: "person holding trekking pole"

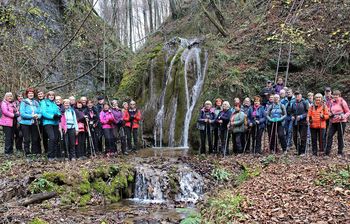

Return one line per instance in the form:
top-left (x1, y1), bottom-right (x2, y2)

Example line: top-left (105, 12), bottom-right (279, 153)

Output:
top-left (84, 100), bottom-right (100, 156)
top-left (291, 91), bottom-right (309, 155)
top-left (197, 101), bottom-right (215, 154)
top-left (325, 90), bottom-right (350, 156)
top-left (60, 99), bottom-right (79, 161)
top-left (40, 91), bottom-right (62, 161)
top-left (216, 101), bottom-right (232, 156)
top-left (123, 100), bottom-right (141, 152)
top-left (267, 94), bottom-right (287, 153)
top-left (19, 88), bottom-right (42, 158)
top-left (307, 93), bottom-right (329, 156)
top-left (247, 96), bottom-right (266, 154)
top-left (229, 102), bottom-right (245, 154)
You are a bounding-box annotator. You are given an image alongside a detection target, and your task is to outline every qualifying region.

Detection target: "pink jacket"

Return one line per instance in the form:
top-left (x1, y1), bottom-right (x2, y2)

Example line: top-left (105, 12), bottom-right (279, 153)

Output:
top-left (329, 97), bottom-right (350, 123)
top-left (0, 100), bottom-right (16, 127)
top-left (100, 110), bottom-right (116, 129)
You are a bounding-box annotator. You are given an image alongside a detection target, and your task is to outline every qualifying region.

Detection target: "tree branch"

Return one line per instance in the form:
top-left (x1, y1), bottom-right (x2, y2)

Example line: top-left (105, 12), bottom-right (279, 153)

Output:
top-left (34, 0), bottom-right (100, 87)
top-left (199, 0), bottom-right (229, 37)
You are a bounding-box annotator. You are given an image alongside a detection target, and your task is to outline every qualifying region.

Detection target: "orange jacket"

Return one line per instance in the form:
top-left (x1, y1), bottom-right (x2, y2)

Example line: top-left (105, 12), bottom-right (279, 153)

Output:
top-left (308, 103), bottom-right (329, 129)
top-left (123, 109), bottom-right (141, 129)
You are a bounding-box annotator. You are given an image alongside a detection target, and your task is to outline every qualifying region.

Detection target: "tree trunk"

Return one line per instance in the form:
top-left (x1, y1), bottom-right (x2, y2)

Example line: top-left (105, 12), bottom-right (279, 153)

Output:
top-left (169, 0), bottom-right (178, 19)
top-left (143, 0), bottom-right (149, 35)
top-left (148, 0), bottom-right (153, 32)
top-left (128, 0), bottom-right (133, 50)
top-left (123, 0), bottom-right (128, 46)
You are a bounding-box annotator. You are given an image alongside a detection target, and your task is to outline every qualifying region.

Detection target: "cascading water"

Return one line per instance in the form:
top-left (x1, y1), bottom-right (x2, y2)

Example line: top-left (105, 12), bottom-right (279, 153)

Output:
top-left (133, 165), bottom-right (167, 203)
top-left (176, 166), bottom-right (204, 202)
top-left (133, 164), bottom-right (204, 203)
top-left (168, 97), bottom-right (178, 147)
top-left (152, 37), bottom-right (208, 148)
top-left (153, 39), bottom-right (186, 147)
top-left (182, 49), bottom-right (209, 147)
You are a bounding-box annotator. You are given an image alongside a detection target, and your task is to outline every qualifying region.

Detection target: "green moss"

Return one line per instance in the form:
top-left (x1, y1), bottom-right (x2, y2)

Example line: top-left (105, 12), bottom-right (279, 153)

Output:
top-left (29, 218), bottom-right (48, 224)
top-left (29, 178), bottom-right (58, 194)
top-left (78, 180), bottom-right (91, 195)
top-left (60, 191), bottom-right (79, 205)
top-left (79, 193), bottom-right (91, 206)
top-left (42, 171), bottom-right (67, 185)
top-left (93, 165), bottom-right (109, 179)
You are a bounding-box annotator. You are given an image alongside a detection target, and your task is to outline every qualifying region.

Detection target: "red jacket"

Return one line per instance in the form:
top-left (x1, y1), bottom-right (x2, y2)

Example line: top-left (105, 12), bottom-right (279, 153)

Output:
top-left (123, 109), bottom-right (141, 129)
top-left (308, 103), bottom-right (329, 129)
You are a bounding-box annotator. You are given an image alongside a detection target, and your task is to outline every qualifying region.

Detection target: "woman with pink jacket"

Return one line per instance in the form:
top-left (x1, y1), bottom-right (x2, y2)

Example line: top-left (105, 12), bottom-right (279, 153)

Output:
top-left (99, 103), bottom-right (116, 156)
top-left (0, 92), bottom-right (20, 155)
top-left (326, 90), bottom-right (350, 156)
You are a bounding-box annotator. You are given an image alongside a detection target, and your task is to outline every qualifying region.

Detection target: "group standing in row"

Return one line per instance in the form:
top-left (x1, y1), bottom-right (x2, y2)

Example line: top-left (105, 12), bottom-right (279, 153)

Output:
top-left (0, 88), bottom-right (142, 160)
top-left (197, 78), bottom-right (350, 156)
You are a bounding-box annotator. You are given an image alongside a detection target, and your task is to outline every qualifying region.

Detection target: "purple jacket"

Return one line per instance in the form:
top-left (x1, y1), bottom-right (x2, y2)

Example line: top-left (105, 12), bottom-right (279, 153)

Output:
top-left (274, 83), bottom-right (284, 94)
top-left (111, 108), bottom-right (123, 125)
top-left (0, 100), bottom-right (16, 127)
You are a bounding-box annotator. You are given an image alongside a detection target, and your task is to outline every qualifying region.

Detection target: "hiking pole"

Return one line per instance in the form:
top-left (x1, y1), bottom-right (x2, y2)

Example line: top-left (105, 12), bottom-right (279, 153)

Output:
top-left (85, 117), bottom-right (96, 157)
top-left (253, 124), bottom-right (258, 155)
top-left (243, 128), bottom-right (251, 154)
top-left (274, 121), bottom-right (278, 154)
top-left (269, 122), bottom-right (275, 154)
top-left (224, 124), bottom-right (230, 157)
top-left (35, 118), bottom-right (44, 155)
top-left (339, 122), bottom-right (345, 153)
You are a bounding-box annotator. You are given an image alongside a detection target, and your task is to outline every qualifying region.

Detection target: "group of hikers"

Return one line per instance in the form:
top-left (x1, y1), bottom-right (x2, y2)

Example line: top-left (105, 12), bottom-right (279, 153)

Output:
top-left (1, 78), bottom-right (349, 160)
top-left (0, 88), bottom-right (142, 160)
top-left (197, 78), bottom-right (350, 157)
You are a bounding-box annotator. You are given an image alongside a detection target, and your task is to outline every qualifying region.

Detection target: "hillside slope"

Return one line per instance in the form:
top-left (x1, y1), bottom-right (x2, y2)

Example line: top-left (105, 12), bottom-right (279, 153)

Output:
top-left (116, 0), bottom-right (350, 147)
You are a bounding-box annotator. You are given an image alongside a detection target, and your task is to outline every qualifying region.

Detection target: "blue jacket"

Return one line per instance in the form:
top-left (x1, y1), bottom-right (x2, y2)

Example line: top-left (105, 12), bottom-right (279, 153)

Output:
top-left (248, 105), bottom-right (266, 129)
top-left (197, 108), bottom-right (216, 130)
top-left (267, 103), bottom-right (287, 122)
top-left (19, 99), bottom-right (42, 125)
top-left (40, 99), bottom-right (61, 126)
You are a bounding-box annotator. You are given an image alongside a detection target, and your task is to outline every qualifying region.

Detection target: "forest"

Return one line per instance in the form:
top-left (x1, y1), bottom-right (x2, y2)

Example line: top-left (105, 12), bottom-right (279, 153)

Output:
top-left (0, 0), bottom-right (349, 223)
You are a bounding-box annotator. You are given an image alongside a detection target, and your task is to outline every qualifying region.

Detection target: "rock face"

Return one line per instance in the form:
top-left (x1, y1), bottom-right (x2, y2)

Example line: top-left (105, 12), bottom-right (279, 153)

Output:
top-left (117, 37), bottom-right (208, 147)
top-left (0, 0), bottom-right (129, 96)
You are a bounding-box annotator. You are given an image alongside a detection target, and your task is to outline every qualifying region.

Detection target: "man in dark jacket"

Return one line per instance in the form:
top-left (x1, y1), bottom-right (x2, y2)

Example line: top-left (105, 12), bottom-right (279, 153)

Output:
top-left (291, 91), bottom-right (309, 155)
top-left (216, 101), bottom-right (232, 156)
top-left (260, 80), bottom-right (275, 107)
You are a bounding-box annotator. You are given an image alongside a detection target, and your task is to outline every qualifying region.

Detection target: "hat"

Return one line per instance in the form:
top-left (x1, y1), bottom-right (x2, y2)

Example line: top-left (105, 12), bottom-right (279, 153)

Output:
top-left (325, 87), bottom-right (331, 92)
top-left (97, 96), bottom-right (104, 100)
top-left (294, 90), bottom-right (301, 95)
top-left (267, 80), bottom-right (272, 83)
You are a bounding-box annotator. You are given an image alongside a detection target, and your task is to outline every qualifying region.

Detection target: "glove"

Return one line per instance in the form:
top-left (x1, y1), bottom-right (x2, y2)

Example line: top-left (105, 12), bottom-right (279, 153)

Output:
top-left (53, 114), bottom-right (62, 120)
top-left (271, 118), bottom-right (278, 123)
top-left (130, 115), bottom-right (135, 121)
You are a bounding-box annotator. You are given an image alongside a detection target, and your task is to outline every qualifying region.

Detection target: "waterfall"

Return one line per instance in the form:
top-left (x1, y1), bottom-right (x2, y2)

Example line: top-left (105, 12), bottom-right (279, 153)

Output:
top-left (182, 50), bottom-right (209, 147)
top-left (153, 42), bottom-right (184, 147)
top-left (168, 97), bottom-right (178, 147)
top-left (175, 166), bottom-right (204, 202)
top-left (152, 37), bottom-right (208, 148)
top-left (133, 165), bottom-right (167, 203)
top-left (133, 164), bottom-right (204, 203)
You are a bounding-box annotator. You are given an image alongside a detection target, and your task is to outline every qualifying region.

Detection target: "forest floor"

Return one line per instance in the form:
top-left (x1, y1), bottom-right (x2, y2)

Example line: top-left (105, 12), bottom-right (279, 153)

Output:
top-left (0, 146), bottom-right (349, 223)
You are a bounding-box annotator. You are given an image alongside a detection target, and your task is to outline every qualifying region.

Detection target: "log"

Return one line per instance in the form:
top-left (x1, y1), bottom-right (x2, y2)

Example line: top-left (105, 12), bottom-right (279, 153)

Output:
top-left (19, 192), bottom-right (57, 206)
top-left (199, 0), bottom-right (229, 37)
